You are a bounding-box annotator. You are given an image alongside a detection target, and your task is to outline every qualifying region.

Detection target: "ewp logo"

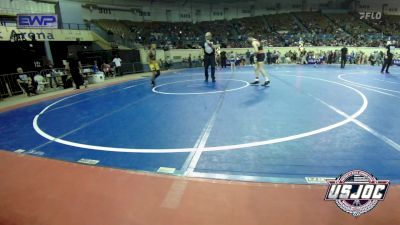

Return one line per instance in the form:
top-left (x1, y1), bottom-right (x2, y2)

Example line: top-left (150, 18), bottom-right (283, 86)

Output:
top-left (359, 12), bottom-right (382, 20)
top-left (17, 14), bottom-right (58, 29)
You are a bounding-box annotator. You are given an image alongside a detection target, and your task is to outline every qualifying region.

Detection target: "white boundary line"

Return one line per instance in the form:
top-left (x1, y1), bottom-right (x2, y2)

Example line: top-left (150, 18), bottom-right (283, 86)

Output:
top-left (340, 79), bottom-right (400, 98)
top-left (338, 73), bottom-right (400, 99)
top-left (180, 113), bottom-right (214, 172)
top-left (33, 75), bottom-right (368, 153)
top-left (338, 73), bottom-right (400, 94)
top-left (189, 171), bottom-right (308, 183)
top-left (184, 108), bottom-right (219, 176)
top-left (152, 79), bottom-right (249, 95)
top-left (373, 78), bottom-right (400, 85)
top-left (313, 96), bottom-right (400, 153)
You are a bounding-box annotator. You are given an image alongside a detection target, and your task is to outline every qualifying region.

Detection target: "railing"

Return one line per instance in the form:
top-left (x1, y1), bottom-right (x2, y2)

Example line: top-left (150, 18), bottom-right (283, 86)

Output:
top-left (61, 23), bottom-right (92, 31)
top-left (0, 61), bottom-right (203, 99)
top-left (0, 21), bottom-right (16, 27)
top-left (61, 23), bottom-right (114, 43)
top-left (39, 68), bottom-right (68, 78)
top-left (39, 68), bottom-right (68, 87)
top-left (1, 21), bottom-right (92, 30)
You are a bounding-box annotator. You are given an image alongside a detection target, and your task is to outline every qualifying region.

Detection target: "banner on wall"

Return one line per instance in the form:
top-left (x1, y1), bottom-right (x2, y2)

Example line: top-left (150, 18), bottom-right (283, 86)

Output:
top-left (0, 26), bottom-right (95, 42)
top-left (17, 14), bottom-right (58, 29)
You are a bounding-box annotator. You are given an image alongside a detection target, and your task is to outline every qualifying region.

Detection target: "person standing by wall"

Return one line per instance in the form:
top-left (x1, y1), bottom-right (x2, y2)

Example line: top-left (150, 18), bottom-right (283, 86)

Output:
top-left (188, 54), bottom-right (192, 68)
top-left (66, 52), bottom-right (83, 89)
top-left (229, 51), bottom-right (236, 70)
top-left (381, 44), bottom-right (394, 74)
top-left (112, 55), bottom-right (122, 76)
top-left (266, 50), bottom-right (272, 65)
top-left (245, 49), bottom-right (251, 65)
top-left (220, 51), bottom-right (227, 69)
top-left (340, 46), bottom-right (348, 69)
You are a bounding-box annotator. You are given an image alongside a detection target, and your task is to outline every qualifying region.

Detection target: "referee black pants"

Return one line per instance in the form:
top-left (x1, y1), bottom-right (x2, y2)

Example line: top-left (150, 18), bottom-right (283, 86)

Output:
top-left (71, 70), bottom-right (83, 89)
top-left (381, 59), bottom-right (391, 73)
top-left (204, 54), bottom-right (216, 81)
top-left (221, 58), bottom-right (227, 68)
top-left (340, 57), bottom-right (347, 68)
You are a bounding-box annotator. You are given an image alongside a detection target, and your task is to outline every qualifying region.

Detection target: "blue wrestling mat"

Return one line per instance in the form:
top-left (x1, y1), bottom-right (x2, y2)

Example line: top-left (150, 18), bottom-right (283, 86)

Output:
top-left (1, 64), bottom-right (400, 184)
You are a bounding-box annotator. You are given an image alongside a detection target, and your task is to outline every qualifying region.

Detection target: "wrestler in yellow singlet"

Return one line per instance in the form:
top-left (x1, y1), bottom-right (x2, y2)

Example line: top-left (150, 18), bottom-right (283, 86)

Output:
top-left (148, 43), bottom-right (161, 87)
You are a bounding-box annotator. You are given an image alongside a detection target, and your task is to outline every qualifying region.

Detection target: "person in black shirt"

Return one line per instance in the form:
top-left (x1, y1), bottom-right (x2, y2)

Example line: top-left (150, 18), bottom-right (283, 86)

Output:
top-left (66, 52), bottom-right (83, 89)
top-left (381, 45), bottom-right (394, 74)
top-left (188, 54), bottom-right (192, 68)
top-left (266, 50), bottom-right (271, 64)
top-left (340, 46), bottom-right (348, 68)
top-left (220, 51), bottom-right (227, 68)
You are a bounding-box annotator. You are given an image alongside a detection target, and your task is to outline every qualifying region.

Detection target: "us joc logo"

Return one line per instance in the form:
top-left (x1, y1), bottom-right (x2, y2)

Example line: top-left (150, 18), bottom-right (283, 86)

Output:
top-left (325, 170), bottom-right (389, 217)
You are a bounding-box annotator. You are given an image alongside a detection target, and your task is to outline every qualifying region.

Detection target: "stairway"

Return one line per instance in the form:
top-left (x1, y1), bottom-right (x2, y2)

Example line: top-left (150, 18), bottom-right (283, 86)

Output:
top-left (355, 13), bottom-right (380, 33)
top-left (322, 13), bottom-right (352, 36)
top-left (291, 13), bottom-right (310, 33)
top-left (261, 15), bottom-right (273, 32)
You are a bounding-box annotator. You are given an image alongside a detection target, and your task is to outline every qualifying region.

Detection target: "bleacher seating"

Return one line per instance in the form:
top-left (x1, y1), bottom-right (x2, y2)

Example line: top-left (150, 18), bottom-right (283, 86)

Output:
top-left (326, 13), bottom-right (377, 36)
top-left (89, 12), bottom-right (400, 49)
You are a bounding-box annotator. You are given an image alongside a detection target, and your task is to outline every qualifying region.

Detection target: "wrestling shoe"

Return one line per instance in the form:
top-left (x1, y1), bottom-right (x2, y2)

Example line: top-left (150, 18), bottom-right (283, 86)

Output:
top-left (262, 81), bottom-right (270, 86)
top-left (250, 80), bottom-right (259, 85)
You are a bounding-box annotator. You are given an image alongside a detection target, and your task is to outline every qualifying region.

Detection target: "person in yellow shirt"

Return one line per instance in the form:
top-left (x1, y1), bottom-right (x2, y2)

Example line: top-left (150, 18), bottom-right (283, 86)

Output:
top-left (148, 43), bottom-right (161, 87)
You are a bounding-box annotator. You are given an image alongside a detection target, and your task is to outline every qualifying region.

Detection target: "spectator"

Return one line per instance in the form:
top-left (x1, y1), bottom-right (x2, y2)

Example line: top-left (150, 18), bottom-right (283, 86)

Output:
top-left (34, 73), bottom-right (46, 93)
top-left (220, 51), bottom-right (227, 68)
top-left (44, 63), bottom-right (61, 88)
top-left (188, 54), bottom-right (192, 68)
top-left (16, 67), bottom-right (37, 97)
top-left (112, 55), bottom-right (122, 76)
top-left (229, 51), bottom-right (236, 70)
top-left (93, 60), bottom-right (99, 72)
top-left (369, 53), bottom-right (376, 66)
top-left (245, 49), bottom-right (251, 64)
top-left (102, 62), bottom-right (113, 77)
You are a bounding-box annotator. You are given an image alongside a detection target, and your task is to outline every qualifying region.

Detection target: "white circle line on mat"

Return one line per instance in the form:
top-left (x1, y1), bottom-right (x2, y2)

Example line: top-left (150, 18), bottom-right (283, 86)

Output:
top-left (152, 79), bottom-right (250, 95)
top-left (33, 75), bottom-right (368, 153)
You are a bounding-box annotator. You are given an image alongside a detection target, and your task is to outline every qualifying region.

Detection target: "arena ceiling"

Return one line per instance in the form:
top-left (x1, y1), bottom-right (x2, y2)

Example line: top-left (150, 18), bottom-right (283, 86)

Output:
top-left (61, 0), bottom-right (341, 6)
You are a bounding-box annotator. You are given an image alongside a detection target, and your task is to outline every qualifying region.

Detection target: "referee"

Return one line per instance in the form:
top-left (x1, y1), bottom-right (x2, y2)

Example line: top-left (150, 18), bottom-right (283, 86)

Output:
top-left (203, 32), bottom-right (217, 82)
top-left (381, 43), bottom-right (394, 74)
top-left (66, 51), bottom-right (83, 89)
top-left (340, 46), bottom-right (348, 69)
